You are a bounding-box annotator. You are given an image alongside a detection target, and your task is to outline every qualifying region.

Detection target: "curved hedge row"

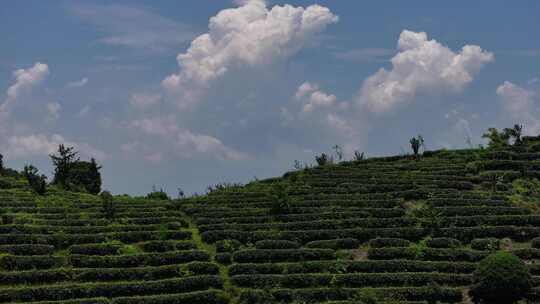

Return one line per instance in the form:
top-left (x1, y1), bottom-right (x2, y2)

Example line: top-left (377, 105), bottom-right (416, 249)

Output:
top-left (238, 287), bottom-right (463, 304)
top-left (232, 249), bottom-right (335, 263)
top-left (231, 272), bottom-right (471, 288)
top-left (70, 251), bottom-right (210, 268)
top-left (0, 262), bottom-right (220, 286)
top-left (0, 275), bottom-right (223, 302)
top-left (228, 260), bottom-right (476, 276)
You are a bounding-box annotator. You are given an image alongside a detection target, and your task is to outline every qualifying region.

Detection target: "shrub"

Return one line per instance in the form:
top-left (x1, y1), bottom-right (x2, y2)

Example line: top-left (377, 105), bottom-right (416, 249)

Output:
top-left (147, 187), bottom-right (170, 200)
top-left (255, 240), bottom-right (300, 250)
top-left (269, 183), bottom-right (290, 215)
top-left (425, 237), bottom-right (462, 249)
top-left (470, 238), bottom-right (500, 251)
top-left (306, 238), bottom-right (359, 250)
top-left (469, 251), bottom-right (531, 304)
top-left (315, 153), bottom-right (333, 166)
top-left (101, 190), bottom-right (115, 220)
top-left (22, 165), bottom-right (47, 195)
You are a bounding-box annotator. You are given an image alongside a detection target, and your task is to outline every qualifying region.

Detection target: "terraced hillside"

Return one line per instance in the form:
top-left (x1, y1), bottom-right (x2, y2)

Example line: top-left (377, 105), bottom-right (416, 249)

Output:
top-left (0, 182), bottom-right (228, 303)
top-left (1, 136), bottom-right (540, 303)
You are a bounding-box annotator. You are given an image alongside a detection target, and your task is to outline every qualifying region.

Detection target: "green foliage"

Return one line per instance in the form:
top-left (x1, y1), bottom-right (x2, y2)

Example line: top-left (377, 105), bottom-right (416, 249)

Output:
top-left (408, 203), bottom-right (442, 233)
top-left (100, 190), bottom-right (115, 220)
top-left (146, 186), bottom-right (170, 200)
top-left (50, 145), bottom-right (102, 194)
top-left (65, 159), bottom-right (102, 194)
top-left (315, 153), bottom-right (333, 166)
top-left (503, 124), bottom-right (523, 145)
top-left (269, 182), bottom-right (291, 215)
top-left (482, 127), bottom-right (510, 148)
top-left (117, 244), bottom-right (141, 255)
top-left (469, 251), bottom-right (531, 304)
top-left (353, 288), bottom-right (380, 304)
top-left (50, 144), bottom-right (79, 185)
top-left (22, 164), bottom-right (47, 195)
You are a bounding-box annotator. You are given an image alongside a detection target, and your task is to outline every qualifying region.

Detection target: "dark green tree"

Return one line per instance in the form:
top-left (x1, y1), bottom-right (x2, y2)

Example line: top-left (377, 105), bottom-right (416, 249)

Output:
top-left (22, 164), bottom-right (47, 195)
top-left (315, 153), bottom-right (332, 166)
top-left (50, 144), bottom-right (79, 186)
top-left (65, 158), bottom-right (102, 194)
top-left (469, 251), bottom-right (531, 304)
top-left (409, 135), bottom-right (425, 156)
top-left (50, 145), bottom-right (102, 194)
top-left (0, 153), bottom-right (3, 172)
top-left (482, 128), bottom-right (510, 148)
top-left (504, 124), bottom-right (523, 145)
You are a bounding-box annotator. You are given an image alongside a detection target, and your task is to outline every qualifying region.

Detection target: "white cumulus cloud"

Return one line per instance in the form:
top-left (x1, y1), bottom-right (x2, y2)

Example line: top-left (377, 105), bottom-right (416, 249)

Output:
top-left (496, 81), bottom-right (540, 135)
top-left (2, 133), bottom-right (106, 160)
top-left (357, 30), bottom-right (493, 113)
top-left (1, 62), bottom-right (49, 112)
top-left (162, 0), bottom-right (338, 110)
top-left (130, 116), bottom-right (248, 161)
top-left (294, 81), bottom-right (340, 113)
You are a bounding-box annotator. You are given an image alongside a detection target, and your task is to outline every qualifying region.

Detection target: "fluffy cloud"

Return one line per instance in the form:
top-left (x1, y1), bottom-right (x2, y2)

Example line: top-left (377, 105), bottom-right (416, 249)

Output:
top-left (496, 81), bottom-right (540, 135)
top-left (162, 0), bottom-right (338, 109)
top-left (129, 92), bottom-right (162, 109)
top-left (294, 82), bottom-right (343, 113)
top-left (2, 134), bottom-right (106, 160)
top-left (1, 62), bottom-right (49, 112)
top-left (130, 116), bottom-right (248, 161)
top-left (357, 30), bottom-right (493, 113)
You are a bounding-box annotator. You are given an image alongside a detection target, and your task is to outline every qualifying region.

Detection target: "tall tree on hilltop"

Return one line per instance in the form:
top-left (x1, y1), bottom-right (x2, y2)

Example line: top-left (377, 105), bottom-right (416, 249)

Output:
top-left (504, 124), bottom-right (523, 145)
top-left (410, 135), bottom-right (425, 156)
top-left (49, 145), bottom-right (102, 194)
top-left (50, 144), bottom-right (79, 186)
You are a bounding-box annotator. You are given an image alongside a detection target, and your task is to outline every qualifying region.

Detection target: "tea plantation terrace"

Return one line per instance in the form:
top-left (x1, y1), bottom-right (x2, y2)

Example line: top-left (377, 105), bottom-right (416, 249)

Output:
top-left (2, 135), bottom-right (540, 303)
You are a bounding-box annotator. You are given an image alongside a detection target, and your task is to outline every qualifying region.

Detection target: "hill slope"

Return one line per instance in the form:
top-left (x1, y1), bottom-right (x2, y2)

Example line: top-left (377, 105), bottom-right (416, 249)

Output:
top-left (2, 136), bottom-right (540, 303)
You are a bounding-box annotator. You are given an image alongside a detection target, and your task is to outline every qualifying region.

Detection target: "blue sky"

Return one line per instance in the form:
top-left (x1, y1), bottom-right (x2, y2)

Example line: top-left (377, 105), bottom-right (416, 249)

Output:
top-left (1, 0), bottom-right (539, 196)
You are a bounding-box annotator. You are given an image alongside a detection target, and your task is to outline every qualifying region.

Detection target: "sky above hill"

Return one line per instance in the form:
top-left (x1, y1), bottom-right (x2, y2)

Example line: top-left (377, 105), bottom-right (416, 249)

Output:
top-left (1, 0), bottom-right (540, 196)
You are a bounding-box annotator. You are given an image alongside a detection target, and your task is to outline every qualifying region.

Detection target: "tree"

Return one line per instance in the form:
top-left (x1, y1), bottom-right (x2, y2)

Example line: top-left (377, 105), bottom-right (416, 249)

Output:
top-left (469, 251), bottom-right (531, 304)
top-left (101, 190), bottom-right (115, 220)
top-left (50, 145), bottom-right (102, 194)
top-left (0, 153), bottom-right (3, 172)
top-left (146, 186), bottom-right (170, 200)
top-left (22, 165), bottom-right (47, 195)
top-left (65, 158), bottom-right (102, 194)
top-left (50, 144), bottom-right (79, 186)
top-left (482, 128), bottom-right (510, 148)
top-left (315, 153), bottom-right (333, 166)
top-left (409, 135), bottom-right (425, 156)
top-left (504, 124), bottom-right (523, 145)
